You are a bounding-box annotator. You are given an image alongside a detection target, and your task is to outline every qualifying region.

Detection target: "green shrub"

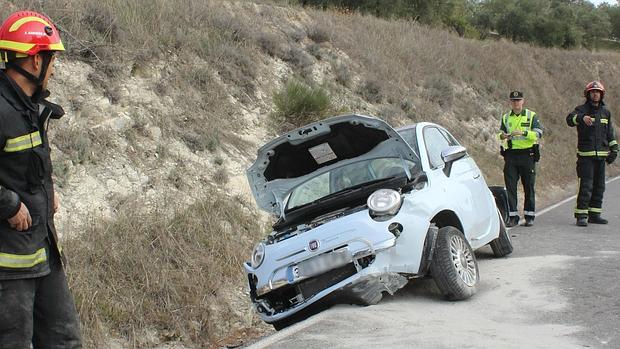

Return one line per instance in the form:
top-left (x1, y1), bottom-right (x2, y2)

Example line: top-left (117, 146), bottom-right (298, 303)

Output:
top-left (272, 79), bottom-right (333, 127)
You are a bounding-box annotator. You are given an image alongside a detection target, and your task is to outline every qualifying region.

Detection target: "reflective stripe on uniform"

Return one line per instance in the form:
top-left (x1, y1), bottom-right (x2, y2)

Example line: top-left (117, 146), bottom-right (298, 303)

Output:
top-left (509, 211), bottom-right (519, 217)
top-left (532, 128), bottom-right (543, 138)
top-left (600, 119), bottom-right (608, 124)
top-left (524, 211), bottom-right (535, 217)
top-left (574, 208), bottom-right (589, 214)
top-left (572, 115), bottom-right (577, 125)
top-left (3, 131), bottom-right (42, 152)
top-left (577, 150), bottom-right (609, 157)
top-left (610, 140), bottom-right (618, 147)
top-left (0, 248), bottom-right (47, 268)
top-left (588, 207), bottom-right (602, 213)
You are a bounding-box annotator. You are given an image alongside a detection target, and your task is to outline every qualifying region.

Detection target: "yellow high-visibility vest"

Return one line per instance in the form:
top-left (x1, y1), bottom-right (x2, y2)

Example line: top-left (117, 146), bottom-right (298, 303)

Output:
top-left (501, 109), bottom-right (538, 150)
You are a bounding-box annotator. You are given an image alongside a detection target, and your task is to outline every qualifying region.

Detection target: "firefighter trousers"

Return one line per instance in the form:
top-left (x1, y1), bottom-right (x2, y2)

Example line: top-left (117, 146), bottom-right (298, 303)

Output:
top-left (0, 244), bottom-right (82, 349)
top-left (575, 157), bottom-right (606, 218)
top-left (503, 152), bottom-right (536, 222)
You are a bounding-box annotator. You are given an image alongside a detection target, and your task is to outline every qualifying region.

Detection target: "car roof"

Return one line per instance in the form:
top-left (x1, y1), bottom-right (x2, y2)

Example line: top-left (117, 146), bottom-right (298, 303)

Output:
top-left (395, 121), bottom-right (441, 132)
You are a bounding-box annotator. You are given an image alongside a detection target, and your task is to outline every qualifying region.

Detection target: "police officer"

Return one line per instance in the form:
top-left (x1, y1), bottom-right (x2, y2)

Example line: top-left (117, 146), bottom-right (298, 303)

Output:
top-left (498, 91), bottom-right (543, 227)
top-left (0, 11), bottom-right (82, 348)
top-left (566, 81), bottom-right (618, 227)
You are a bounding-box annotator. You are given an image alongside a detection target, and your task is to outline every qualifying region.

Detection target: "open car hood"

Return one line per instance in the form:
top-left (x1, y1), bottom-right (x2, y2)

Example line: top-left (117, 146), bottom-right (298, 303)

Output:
top-left (247, 114), bottom-right (418, 216)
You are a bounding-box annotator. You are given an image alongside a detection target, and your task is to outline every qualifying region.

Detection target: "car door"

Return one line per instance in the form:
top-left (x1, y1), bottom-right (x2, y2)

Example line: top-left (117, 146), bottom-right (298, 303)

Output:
top-left (421, 126), bottom-right (482, 240)
top-left (438, 127), bottom-right (496, 240)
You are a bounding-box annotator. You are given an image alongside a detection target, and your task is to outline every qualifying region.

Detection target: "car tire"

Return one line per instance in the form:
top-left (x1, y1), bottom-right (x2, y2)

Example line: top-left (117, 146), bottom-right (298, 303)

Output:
top-left (490, 211), bottom-right (513, 257)
top-left (430, 226), bottom-right (479, 300)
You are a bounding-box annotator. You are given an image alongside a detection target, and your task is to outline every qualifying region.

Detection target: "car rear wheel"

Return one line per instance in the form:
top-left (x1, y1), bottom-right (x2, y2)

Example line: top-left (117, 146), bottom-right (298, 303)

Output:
top-left (490, 210), bottom-right (513, 257)
top-left (430, 226), bottom-right (479, 300)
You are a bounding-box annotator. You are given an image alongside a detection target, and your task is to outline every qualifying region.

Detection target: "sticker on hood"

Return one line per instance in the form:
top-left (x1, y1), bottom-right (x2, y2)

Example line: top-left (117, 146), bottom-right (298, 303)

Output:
top-left (308, 143), bottom-right (337, 164)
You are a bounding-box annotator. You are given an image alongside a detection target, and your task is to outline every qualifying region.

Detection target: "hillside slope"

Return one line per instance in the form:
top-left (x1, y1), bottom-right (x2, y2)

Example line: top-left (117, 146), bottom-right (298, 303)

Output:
top-left (41, 0), bottom-right (620, 233)
top-left (2, 0), bottom-right (619, 347)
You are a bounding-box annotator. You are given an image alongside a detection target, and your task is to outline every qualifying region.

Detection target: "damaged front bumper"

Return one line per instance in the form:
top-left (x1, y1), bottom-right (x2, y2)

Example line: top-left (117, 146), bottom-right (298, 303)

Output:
top-left (249, 257), bottom-right (409, 324)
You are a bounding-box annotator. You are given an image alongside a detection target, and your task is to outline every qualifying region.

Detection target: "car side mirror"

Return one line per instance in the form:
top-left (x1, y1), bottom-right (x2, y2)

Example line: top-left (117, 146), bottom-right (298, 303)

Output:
top-left (441, 145), bottom-right (467, 177)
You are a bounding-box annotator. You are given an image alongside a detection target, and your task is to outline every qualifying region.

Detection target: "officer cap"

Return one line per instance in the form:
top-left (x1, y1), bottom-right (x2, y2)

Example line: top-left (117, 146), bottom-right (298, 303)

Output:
top-left (509, 91), bottom-right (524, 100)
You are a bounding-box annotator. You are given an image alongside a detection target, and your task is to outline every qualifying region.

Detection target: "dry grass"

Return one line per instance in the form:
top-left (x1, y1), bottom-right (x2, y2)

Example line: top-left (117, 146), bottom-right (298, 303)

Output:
top-left (65, 192), bottom-right (265, 348)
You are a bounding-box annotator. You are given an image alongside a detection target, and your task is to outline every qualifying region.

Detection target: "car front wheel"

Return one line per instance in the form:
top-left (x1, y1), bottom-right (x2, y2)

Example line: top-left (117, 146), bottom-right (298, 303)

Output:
top-left (430, 226), bottom-right (479, 300)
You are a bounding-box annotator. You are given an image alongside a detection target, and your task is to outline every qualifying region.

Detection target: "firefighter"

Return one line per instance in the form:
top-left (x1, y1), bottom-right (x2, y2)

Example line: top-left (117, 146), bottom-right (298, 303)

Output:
top-left (566, 81), bottom-right (618, 227)
top-left (498, 91), bottom-right (543, 227)
top-left (0, 11), bottom-right (82, 348)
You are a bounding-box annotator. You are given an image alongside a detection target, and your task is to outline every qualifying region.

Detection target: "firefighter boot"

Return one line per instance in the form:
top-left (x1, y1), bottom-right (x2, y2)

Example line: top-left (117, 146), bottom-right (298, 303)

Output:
top-left (507, 216), bottom-right (519, 228)
top-left (576, 217), bottom-right (588, 227)
top-left (588, 215), bottom-right (608, 224)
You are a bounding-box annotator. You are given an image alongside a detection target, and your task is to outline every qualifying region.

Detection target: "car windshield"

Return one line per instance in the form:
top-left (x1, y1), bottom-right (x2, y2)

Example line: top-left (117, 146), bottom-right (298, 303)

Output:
top-left (286, 157), bottom-right (418, 210)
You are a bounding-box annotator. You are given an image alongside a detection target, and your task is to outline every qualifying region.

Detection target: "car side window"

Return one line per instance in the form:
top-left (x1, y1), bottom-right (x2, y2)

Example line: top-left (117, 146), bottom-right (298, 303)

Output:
top-left (424, 126), bottom-right (452, 169)
top-left (439, 128), bottom-right (460, 146)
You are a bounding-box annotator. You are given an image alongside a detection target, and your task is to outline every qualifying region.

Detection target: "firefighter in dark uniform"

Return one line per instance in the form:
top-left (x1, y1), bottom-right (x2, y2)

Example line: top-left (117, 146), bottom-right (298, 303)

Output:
top-left (498, 91), bottom-right (543, 227)
top-left (0, 11), bottom-right (82, 348)
top-left (566, 81), bottom-right (618, 227)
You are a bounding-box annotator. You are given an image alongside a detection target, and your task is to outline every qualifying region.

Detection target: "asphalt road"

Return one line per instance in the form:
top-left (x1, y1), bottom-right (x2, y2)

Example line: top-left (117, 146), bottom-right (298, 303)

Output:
top-left (246, 176), bottom-right (620, 349)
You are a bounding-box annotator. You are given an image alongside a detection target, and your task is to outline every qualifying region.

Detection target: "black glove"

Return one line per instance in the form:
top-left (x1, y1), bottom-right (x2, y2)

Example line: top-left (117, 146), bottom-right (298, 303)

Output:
top-left (607, 151), bottom-right (617, 164)
top-left (40, 99), bottom-right (65, 120)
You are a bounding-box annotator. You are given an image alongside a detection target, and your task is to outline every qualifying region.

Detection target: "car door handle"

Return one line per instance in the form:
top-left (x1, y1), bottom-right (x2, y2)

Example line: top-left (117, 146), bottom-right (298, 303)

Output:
top-left (473, 173), bottom-right (480, 179)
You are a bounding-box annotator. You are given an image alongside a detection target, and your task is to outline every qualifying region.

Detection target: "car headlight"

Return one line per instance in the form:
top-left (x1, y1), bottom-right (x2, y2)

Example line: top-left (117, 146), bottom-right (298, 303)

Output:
top-left (367, 189), bottom-right (402, 216)
top-left (251, 242), bottom-right (266, 268)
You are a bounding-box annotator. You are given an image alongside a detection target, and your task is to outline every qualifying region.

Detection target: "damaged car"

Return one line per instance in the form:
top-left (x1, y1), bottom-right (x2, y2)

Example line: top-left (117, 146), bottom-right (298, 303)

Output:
top-left (244, 114), bottom-right (512, 329)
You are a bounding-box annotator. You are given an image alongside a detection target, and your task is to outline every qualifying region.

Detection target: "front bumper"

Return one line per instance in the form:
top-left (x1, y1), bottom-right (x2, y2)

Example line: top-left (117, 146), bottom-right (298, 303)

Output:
top-left (249, 257), bottom-right (409, 323)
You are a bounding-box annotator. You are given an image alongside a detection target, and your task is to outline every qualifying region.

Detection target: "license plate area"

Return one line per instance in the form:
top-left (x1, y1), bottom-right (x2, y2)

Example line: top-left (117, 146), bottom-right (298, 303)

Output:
top-left (291, 248), bottom-right (352, 281)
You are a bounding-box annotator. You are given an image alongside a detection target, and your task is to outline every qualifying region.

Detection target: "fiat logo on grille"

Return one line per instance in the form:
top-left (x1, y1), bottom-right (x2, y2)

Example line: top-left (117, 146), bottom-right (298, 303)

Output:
top-left (308, 240), bottom-right (320, 251)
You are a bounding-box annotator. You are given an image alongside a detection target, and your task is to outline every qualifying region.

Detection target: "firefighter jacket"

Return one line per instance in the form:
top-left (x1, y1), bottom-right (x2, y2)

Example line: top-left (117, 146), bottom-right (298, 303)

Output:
top-left (566, 100), bottom-right (619, 158)
top-left (497, 108), bottom-right (543, 151)
top-left (0, 70), bottom-right (64, 280)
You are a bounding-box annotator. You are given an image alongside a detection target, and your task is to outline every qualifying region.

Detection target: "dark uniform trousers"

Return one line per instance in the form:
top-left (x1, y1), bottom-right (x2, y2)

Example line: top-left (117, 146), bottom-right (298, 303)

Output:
top-left (503, 151), bottom-right (536, 222)
top-left (575, 156), bottom-right (606, 218)
top-left (0, 243), bottom-right (81, 349)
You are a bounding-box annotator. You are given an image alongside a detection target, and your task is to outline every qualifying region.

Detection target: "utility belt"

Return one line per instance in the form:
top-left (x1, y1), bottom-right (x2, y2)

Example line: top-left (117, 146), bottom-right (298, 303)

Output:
top-left (501, 144), bottom-right (540, 162)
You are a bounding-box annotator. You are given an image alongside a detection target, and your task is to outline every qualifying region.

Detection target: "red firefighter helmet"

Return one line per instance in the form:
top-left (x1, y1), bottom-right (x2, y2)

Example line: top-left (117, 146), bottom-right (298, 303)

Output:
top-left (0, 11), bottom-right (64, 61)
top-left (584, 80), bottom-right (605, 98)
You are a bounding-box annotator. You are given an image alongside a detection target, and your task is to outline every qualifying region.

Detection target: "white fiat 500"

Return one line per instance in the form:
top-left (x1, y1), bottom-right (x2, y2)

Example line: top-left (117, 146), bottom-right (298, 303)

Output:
top-left (245, 114), bottom-right (512, 329)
